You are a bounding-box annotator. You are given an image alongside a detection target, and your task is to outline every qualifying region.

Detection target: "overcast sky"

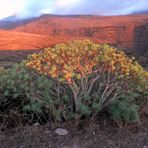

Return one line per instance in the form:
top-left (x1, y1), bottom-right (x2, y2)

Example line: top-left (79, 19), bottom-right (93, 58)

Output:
top-left (0, 0), bottom-right (148, 19)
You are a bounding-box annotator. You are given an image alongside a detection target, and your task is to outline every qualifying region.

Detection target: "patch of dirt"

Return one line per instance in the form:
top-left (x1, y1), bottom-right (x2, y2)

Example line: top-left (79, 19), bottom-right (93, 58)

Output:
top-left (0, 116), bottom-right (148, 148)
top-left (0, 102), bottom-right (147, 148)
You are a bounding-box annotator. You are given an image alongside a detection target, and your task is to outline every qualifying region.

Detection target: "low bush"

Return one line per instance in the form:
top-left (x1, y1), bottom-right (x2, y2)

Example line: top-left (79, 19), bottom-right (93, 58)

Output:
top-left (0, 40), bottom-right (147, 128)
top-left (0, 63), bottom-right (56, 127)
top-left (26, 40), bottom-right (147, 123)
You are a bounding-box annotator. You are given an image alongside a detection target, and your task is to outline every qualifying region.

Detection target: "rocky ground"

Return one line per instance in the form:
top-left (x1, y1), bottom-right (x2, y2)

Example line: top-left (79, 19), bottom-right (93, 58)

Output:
top-left (0, 106), bottom-right (148, 148)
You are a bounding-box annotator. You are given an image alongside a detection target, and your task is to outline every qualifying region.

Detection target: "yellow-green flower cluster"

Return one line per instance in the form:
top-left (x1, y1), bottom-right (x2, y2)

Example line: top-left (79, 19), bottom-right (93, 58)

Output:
top-left (26, 40), bottom-right (148, 85)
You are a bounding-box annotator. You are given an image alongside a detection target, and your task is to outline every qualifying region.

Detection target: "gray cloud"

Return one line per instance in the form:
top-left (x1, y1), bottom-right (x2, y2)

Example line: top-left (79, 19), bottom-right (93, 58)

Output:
top-left (57, 0), bottom-right (148, 15)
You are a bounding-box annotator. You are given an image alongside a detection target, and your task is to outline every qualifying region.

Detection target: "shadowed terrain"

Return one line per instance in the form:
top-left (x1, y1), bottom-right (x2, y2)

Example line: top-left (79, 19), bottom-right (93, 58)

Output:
top-left (134, 22), bottom-right (148, 57)
top-left (0, 50), bottom-right (40, 68)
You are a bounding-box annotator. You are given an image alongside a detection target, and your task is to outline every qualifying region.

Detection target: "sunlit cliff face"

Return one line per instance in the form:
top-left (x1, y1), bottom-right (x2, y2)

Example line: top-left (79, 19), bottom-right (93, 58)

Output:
top-left (0, 0), bottom-right (148, 20)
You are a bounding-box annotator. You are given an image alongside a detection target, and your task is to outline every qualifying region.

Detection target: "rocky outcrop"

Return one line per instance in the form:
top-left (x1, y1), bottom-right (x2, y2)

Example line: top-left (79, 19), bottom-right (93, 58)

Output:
top-left (134, 23), bottom-right (148, 57)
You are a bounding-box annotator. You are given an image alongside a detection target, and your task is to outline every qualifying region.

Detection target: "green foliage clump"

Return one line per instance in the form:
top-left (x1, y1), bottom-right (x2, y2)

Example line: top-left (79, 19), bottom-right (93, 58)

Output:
top-left (0, 63), bottom-right (56, 126)
top-left (0, 40), bottom-right (147, 128)
top-left (110, 96), bottom-right (139, 123)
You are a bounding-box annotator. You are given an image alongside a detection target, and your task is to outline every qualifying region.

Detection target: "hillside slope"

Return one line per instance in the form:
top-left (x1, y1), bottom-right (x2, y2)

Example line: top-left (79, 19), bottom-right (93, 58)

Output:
top-left (0, 30), bottom-right (71, 50)
top-left (0, 15), bottom-right (148, 57)
top-left (11, 14), bottom-right (148, 56)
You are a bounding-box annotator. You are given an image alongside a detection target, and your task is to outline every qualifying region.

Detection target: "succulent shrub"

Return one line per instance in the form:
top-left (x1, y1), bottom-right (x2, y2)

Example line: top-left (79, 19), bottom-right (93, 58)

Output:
top-left (26, 40), bottom-right (148, 122)
top-left (0, 40), bottom-right (147, 127)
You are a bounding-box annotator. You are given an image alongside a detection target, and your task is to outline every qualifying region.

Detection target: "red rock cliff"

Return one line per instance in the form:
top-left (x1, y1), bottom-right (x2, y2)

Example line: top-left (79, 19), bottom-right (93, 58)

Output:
top-left (0, 15), bottom-right (148, 57)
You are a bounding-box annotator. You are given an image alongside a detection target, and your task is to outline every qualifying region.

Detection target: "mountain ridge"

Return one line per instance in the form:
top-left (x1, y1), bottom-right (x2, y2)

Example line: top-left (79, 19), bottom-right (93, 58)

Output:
top-left (0, 14), bottom-right (148, 57)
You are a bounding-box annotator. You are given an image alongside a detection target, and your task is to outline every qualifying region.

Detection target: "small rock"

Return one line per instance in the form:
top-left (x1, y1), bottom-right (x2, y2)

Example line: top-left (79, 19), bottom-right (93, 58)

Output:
top-left (34, 122), bottom-right (40, 126)
top-left (55, 128), bottom-right (68, 136)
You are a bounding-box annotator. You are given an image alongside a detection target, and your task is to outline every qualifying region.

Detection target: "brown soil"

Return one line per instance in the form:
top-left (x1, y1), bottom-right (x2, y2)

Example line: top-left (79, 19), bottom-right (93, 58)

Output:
top-left (0, 108), bottom-right (148, 148)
